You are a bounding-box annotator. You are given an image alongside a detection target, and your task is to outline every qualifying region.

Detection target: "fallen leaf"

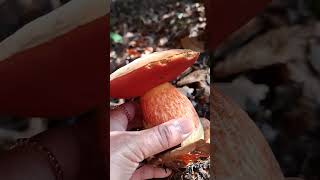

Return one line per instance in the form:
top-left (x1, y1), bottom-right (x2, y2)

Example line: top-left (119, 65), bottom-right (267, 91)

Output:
top-left (180, 36), bottom-right (205, 52)
top-left (287, 60), bottom-right (320, 103)
top-left (199, 81), bottom-right (210, 102)
top-left (214, 26), bottom-right (311, 78)
top-left (177, 69), bottom-right (208, 86)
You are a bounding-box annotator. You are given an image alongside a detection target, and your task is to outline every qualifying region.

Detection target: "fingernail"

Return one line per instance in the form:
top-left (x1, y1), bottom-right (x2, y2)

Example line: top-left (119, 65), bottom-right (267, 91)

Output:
top-left (172, 118), bottom-right (194, 139)
top-left (119, 102), bottom-right (136, 122)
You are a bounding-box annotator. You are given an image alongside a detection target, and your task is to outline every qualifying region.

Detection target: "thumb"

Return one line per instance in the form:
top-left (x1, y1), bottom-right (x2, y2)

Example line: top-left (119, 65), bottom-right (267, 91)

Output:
top-left (130, 118), bottom-right (194, 162)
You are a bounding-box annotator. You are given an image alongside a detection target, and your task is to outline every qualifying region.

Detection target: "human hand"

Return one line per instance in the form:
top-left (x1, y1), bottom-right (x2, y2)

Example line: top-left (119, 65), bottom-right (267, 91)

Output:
top-left (110, 102), bottom-right (194, 180)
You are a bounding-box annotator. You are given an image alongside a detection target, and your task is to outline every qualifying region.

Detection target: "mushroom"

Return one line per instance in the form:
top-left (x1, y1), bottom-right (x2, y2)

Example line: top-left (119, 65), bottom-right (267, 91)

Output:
top-left (0, 0), bottom-right (109, 117)
top-left (110, 49), bottom-right (207, 166)
top-left (212, 86), bottom-right (285, 179)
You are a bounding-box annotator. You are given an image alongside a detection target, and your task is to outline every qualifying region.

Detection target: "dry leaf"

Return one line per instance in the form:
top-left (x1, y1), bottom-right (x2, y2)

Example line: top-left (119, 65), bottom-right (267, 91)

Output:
top-left (215, 76), bottom-right (269, 110)
top-left (212, 87), bottom-right (285, 180)
top-left (177, 69), bottom-right (208, 86)
top-left (199, 81), bottom-right (210, 102)
top-left (180, 36), bottom-right (205, 52)
top-left (287, 60), bottom-right (320, 103)
top-left (177, 69), bottom-right (210, 101)
top-left (214, 26), bottom-right (311, 78)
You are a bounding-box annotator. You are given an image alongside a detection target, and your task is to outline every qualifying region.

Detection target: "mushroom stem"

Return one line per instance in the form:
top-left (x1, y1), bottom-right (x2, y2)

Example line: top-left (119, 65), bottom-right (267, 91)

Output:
top-left (140, 82), bottom-right (204, 147)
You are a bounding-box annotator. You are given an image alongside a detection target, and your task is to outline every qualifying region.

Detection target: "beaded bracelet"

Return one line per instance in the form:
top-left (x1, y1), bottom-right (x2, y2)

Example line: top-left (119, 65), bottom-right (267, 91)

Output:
top-left (10, 138), bottom-right (64, 180)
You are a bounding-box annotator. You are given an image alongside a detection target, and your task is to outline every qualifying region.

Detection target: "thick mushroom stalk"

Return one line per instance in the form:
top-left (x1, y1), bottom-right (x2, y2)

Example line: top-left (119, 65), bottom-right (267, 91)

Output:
top-left (141, 82), bottom-right (204, 147)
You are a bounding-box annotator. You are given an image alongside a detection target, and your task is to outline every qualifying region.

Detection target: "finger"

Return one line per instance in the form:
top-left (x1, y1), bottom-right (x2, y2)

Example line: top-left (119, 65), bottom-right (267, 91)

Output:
top-left (127, 101), bottom-right (144, 130)
top-left (130, 165), bottom-right (172, 180)
top-left (110, 102), bottom-right (136, 131)
top-left (131, 118), bottom-right (194, 162)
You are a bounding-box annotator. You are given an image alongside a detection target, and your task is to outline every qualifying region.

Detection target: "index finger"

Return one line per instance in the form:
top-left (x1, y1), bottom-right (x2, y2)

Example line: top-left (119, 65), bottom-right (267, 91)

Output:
top-left (110, 102), bottom-right (143, 131)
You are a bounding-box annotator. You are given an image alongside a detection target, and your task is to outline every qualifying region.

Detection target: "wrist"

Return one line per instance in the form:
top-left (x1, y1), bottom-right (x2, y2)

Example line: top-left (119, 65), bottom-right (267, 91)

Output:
top-left (11, 138), bottom-right (63, 180)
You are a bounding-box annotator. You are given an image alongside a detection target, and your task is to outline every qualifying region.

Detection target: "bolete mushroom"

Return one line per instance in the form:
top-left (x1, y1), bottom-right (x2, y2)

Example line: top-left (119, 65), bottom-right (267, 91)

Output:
top-left (0, 0), bottom-right (108, 117)
top-left (110, 49), bottom-right (207, 165)
top-left (212, 86), bottom-right (285, 179)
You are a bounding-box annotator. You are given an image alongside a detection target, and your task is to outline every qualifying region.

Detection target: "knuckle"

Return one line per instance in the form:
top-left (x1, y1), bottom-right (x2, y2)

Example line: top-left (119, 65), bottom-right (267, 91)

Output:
top-left (155, 125), bottom-right (173, 149)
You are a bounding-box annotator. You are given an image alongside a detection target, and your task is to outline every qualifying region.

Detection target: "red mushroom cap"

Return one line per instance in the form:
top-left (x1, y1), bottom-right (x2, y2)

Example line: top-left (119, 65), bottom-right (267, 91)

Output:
top-left (110, 49), bottom-right (200, 98)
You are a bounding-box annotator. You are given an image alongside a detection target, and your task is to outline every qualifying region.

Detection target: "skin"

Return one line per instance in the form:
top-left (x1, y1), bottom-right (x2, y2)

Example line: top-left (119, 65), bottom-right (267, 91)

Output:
top-left (110, 102), bottom-right (194, 180)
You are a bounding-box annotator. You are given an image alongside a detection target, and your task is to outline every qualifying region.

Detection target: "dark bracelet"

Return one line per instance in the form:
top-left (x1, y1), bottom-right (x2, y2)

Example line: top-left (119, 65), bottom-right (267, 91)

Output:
top-left (10, 138), bottom-right (63, 180)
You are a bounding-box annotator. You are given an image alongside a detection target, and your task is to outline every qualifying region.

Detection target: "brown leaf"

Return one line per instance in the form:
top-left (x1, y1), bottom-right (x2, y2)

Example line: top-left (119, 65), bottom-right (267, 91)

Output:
top-left (177, 69), bottom-right (210, 102)
top-left (287, 60), bottom-right (320, 103)
top-left (180, 36), bottom-right (205, 52)
top-left (199, 81), bottom-right (210, 102)
top-left (177, 69), bottom-right (209, 86)
top-left (214, 26), bottom-right (311, 78)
